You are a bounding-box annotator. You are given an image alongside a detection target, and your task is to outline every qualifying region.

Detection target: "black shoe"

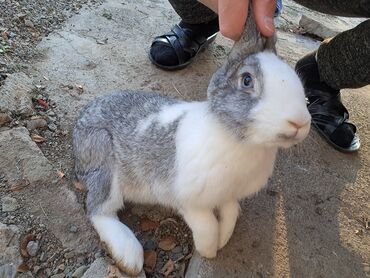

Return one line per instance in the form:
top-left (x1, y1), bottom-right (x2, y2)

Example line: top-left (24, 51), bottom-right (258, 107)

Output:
top-left (149, 18), bottom-right (219, 70)
top-left (295, 51), bottom-right (360, 152)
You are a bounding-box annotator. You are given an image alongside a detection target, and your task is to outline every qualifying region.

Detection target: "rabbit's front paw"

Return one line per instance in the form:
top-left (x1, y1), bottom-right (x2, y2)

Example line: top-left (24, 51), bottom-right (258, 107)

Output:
top-left (182, 208), bottom-right (219, 259)
top-left (197, 243), bottom-right (218, 259)
top-left (217, 201), bottom-right (240, 250)
top-left (91, 215), bottom-right (144, 276)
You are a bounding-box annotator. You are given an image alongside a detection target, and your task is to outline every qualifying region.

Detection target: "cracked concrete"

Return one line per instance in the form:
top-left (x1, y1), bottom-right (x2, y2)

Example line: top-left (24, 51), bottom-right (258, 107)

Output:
top-left (2, 0), bottom-right (369, 277)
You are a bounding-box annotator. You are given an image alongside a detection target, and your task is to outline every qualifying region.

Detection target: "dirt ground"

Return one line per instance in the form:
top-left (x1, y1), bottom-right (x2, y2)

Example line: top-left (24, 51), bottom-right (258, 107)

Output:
top-left (0, 0), bottom-right (369, 278)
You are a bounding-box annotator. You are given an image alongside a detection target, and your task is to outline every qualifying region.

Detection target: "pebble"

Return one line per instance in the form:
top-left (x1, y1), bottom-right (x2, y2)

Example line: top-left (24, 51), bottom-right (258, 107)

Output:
top-left (64, 251), bottom-right (75, 259)
top-left (72, 265), bottom-right (88, 278)
top-left (143, 240), bottom-right (156, 250)
top-left (48, 123), bottom-right (57, 131)
top-left (24, 19), bottom-right (34, 28)
top-left (364, 266), bottom-right (370, 272)
top-left (47, 116), bottom-right (57, 123)
top-left (183, 244), bottom-right (189, 254)
top-left (1, 196), bottom-right (18, 212)
top-left (40, 252), bottom-right (47, 262)
top-left (94, 251), bottom-right (104, 259)
top-left (69, 224), bottom-right (78, 233)
top-left (47, 110), bottom-right (56, 117)
top-left (26, 119), bottom-right (47, 131)
top-left (172, 245), bottom-right (182, 254)
top-left (45, 268), bottom-right (52, 277)
top-left (170, 252), bottom-right (183, 261)
top-left (51, 274), bottom-right (65, 278)
top-left (27, 240), bottom-right (40, 256)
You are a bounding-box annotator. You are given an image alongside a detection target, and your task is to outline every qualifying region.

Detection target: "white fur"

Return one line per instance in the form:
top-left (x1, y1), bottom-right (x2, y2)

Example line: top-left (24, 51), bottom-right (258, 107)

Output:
top-left (87, 52), bottom-right (310, 274)
top-left (247, 52), bottom-right (311, 147)
top-left (91, 215), bottom-right (143, 273)
top-left (136, 114), bottom-right (156, 135)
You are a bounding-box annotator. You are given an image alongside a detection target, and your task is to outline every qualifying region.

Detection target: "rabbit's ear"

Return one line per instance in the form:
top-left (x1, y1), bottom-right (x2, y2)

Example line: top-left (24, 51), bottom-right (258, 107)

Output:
top-left (226, 4), bottom-right (276, 65)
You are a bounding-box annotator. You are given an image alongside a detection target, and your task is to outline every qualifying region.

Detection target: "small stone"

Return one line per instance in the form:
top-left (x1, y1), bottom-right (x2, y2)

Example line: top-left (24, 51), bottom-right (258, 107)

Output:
top-left (40, 252), bottom-right (47, 262)
top-left (26, 119), bottom-right (47, 131)
top-left (364, 266), bottom-right (370, 272)
top-left (58, 263), bottom-right (65, 271)
top-left (24, 19), bottom-right (34, 28)
top-left (183, 244), bottom-right (189, 254)
top-left (45, 268), bottom-right (52, 276)
top-left (69, 224), bottom-right (78, 233)
top-left (51, 274), bottom-right (65, 278)
top-left (0, 113), bottom-right (12, 126)
top-left (72, 265), bottom-right (88, 278)
top-left (170, 252), bottom-right (183, 261)
top-left (143, 240), bottom-right (156, 250)
top-left (47, 116), bottom-right (57, 123)
top-left (47, 111), bottom-right (56, 117)
top-left (64, 251), bottom-right (75, 259)
top-left (26, 240), bottom-right (40, 256)
top-left (8, 32), bottom-right (16, 38)
top-left (16, 13), bottom-right (27, 20)
top-left (48, 123), bottom-right (57, 132)
top-left (94, 251), bottom-right (103, 259)
top-left (2, 197), bottom-right (18, 212)
top-left (172, 246), bottom-right (182, 254)
top-left (251, 239), bottom-right (261, 248)
top-left (33, 265), bottom-right (42, 274)
top-left (315, 207), bottom-right (323, 215)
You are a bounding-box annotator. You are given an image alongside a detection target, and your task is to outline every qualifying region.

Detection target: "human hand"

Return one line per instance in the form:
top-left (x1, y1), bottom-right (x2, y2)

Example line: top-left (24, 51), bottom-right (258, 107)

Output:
top-left (198, 0), bottom-right (276, 41)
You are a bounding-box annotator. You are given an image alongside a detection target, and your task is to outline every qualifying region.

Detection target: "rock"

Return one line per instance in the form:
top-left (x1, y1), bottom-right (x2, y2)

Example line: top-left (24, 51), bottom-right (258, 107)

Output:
top-left (0, 127), bottom-right (54, 184)
top-left (81, 258), bottom-right (108, 278)
top-left (0, 264), bottom-right (17, 278)
top-left (1, 196), bottom-right (18, 212)
top-left (0, 73), bottom-right (34, 117)
top-left (72, 265), bottom-right (88, 278)
top-left (69, 224), bottom-right (78, 233)
top-left (39, 252), bottom-right (47, 262)
top-left (24, 19), bottom-right (34, 28)
top-left (64, 251), bottom-right (75, 259)
top-left (0, 112), bottom-right (12, 126)
top-left (172, 246), bottom-right (182, 254)
top-left (81, 258), bottom-right (146, 278)
top-left (0, 222), bottom-right (23, 274)
top-left (0, 127), bottom-right (98, 253)
top-left (26, 119), bottom-right (47, 131)
top-left (48, 123), bottom-right (57, 131)
top-left (143, 240), bottom-right (156, 250)
top-left (26, 240), bottom-right (40, 256)
top-left (51, 274), bottom-right (65, 278)
top-left (299, 14), bottom-right (339, 39)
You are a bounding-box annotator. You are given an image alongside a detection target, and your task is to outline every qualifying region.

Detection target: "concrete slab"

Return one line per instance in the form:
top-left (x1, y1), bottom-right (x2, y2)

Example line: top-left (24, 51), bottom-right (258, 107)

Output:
top-left (26, 0), bottom-right (369, 277)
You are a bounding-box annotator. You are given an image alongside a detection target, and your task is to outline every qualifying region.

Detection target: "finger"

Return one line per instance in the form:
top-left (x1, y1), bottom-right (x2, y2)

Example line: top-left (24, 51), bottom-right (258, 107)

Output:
top-left (218, 0), bottom-right (249, 40)
top-left (252, 0), bottom-right (276, 37)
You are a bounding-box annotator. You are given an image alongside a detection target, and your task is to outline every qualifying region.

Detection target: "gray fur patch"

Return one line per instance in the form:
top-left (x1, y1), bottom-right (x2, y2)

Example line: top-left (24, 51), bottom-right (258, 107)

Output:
top-left (208, 54), bottom-right (264, 140)
top-left (73, 91), bottom-right (183, 213)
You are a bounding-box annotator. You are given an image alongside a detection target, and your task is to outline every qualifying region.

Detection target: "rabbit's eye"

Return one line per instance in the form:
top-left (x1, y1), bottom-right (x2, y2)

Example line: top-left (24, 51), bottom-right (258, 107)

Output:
top-left (241, 73), bottom-right (253, 89)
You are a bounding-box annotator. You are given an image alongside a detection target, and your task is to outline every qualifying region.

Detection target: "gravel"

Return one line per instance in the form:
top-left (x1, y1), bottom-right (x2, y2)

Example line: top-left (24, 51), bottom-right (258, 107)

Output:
top-left (0, 0), bottom-right (103, 76)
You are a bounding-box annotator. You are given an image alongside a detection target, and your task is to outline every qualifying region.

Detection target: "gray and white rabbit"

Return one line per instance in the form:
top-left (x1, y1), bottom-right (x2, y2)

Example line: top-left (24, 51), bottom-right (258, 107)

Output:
top-left (73, 9), bottom-right (311, 276)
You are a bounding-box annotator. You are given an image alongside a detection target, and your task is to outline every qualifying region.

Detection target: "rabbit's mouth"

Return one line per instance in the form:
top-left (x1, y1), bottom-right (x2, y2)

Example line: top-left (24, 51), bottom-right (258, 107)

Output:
top-left (275, 131), bottom-right (309, 148)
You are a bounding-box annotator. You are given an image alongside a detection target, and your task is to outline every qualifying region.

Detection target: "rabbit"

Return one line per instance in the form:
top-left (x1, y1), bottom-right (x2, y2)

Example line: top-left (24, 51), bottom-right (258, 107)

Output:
top-left (72, 6), bottom-right (311, 276)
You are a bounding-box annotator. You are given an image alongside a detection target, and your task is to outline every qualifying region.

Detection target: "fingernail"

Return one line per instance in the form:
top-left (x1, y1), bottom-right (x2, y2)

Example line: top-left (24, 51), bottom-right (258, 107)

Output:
top-left (264, 16), bottom-right (274, 33)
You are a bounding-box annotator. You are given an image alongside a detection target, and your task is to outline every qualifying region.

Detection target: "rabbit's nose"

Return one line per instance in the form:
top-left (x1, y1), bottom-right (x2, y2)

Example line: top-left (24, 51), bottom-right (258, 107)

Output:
top-left (287, 119), bottom-right (310, 130)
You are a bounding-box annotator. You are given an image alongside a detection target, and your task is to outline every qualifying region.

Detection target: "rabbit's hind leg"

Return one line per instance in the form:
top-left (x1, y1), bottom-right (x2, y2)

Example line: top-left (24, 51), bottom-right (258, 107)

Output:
top-left (89, 174), bottom-right (144, 276)
top-left (74, 127), bottom-right (144, 275)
